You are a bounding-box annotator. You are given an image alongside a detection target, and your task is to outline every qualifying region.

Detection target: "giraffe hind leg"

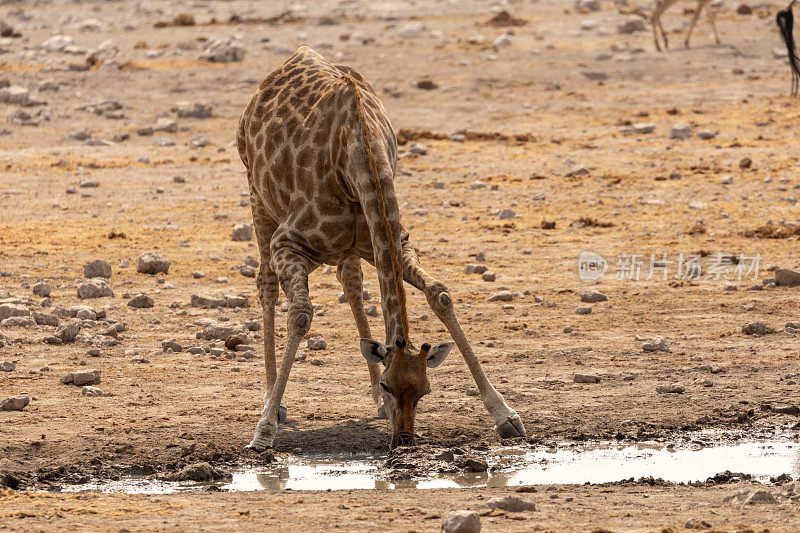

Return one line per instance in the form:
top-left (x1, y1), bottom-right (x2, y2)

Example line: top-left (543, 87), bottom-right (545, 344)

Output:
top-left (337, 256), bottom-right (387, 418)
top-left (400, 242), bottom-right (526, 438)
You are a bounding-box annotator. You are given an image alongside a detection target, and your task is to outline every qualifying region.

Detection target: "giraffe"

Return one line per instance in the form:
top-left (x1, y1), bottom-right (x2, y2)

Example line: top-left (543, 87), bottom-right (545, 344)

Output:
top-left (651, 0), bottom-right (721, 51)
top-left (236, 46), bottom-right (526, 451)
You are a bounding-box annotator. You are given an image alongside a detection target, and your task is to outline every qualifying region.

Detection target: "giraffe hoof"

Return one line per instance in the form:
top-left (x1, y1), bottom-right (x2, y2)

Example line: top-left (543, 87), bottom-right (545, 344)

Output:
top-left (495, 414), bottom-right (526, 438)
top-left (277, 403), bottom-right (288, 423)
top-left (245, 438), bottom-right (274, 452)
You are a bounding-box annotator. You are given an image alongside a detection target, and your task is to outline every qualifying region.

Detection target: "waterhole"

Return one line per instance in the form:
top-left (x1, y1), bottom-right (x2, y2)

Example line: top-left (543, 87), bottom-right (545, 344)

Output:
top-left (63, 438), bottom-right (799, 494)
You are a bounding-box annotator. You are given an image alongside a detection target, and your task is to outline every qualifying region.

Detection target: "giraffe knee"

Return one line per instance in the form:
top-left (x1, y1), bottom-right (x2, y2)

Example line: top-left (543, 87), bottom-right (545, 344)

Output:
top-left (425, 281), bottom-right (452, 315)
top-left (289, 301), bottom-right (313, 336)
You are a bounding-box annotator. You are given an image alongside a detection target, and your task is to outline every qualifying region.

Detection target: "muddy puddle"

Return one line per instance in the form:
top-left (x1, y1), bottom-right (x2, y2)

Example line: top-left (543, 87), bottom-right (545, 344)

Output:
top-left (62, 437), bottom-right (800, 494)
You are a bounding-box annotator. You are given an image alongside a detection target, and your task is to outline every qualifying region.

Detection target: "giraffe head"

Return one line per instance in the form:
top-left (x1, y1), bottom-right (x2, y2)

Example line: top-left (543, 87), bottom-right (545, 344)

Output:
top-left (360, 338), bottom-right (453, 449)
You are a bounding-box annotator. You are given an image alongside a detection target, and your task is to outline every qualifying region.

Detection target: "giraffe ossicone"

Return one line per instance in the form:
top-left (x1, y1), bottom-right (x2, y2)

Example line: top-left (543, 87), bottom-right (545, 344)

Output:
top-left (236, 46), bottom-right (525, 451)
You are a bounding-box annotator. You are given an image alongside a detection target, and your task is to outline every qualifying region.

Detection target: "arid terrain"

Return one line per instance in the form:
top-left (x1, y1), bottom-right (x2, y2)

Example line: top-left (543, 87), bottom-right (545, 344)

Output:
top-left (1, 0), bottom-right (800, 531)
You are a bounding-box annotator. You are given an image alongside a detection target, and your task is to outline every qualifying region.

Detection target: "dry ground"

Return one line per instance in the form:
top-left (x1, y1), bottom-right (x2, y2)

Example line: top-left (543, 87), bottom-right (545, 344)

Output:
top-left (1, 0), bottom-right (799, 531)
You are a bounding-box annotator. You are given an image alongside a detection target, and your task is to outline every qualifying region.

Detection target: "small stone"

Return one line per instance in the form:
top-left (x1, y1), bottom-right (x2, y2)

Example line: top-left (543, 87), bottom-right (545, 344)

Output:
top-left (162, 339), bottom-right (184, 352)
top-left (137, 252), bottom-right (170, 275)
top-left (128, 293), bottom-right (154, 308)
top-left (81, 386), bottom-right (105, 397)
top-left (0, 85), bottom-right (30, 105)
top-left (575, 0), bottom-right (600, 11)
top-left (0, 361), bottom-right (15, 372)
top-left (77, 278), bottom-right (113, 299)
top-left (574, 373), bottom-right (600, 384)
top-left (192, 271), bottom-right (206, 279)
top-left (240, 265), bottom-right (256, 277)
top-left (307, 337), bottom-right (327, 350)
top-left (56, 322), bottom-right (80, 343)
top-left (172, 102), bottom-right (213, 119)
top-left (566, 164), bottom-right (589, 177)
top-left (33, 313), bottom-right (58, 326)
top-left (488, 290), bottom-right (513, 302)
top-left (498, 209), bottom-right (515, 220)
top-left (697, 129), bottom-right (718, 140)
top-left (739, 157), bottom-right (752, 169)
top-left (580, 290), bottom-right (607, 303)
top-left (487, 496), bottom-right (536, 512)
top-left (199, 36), bottom-right (245, 63)
top-left (742, 321), bottom-right (775, 336)
top-left (191, 294), bottom-right (226, 308)
top-left (83, 259), bottom-right (112, 279)
top-left (642, 336), bottom-right (669, 352)
top-left (310, 358), bottom-right (324, 366)
top-left (398, 22), bottom-right (424, 39)
top-left (575, 306), bottom-right (592, 315)
top-left (670, 123), bottom-right (691, 140)
top-left (408, 142), bottom-right (428, 155)
top-left (669, 170), bottom-right (681, 180)
top-left (0, 304), bottom-right (30, 321)
top-left (365, 305), bottom-right (379, 317)
top-left (32, 282), bottom-right (51, 297)
top-left (617, 16), bottom-right (645, 34)
top-left (744, 490), bottom-right (777, 505)
top-left (464, 264), bottom-right (488, 275)
top-left (482, 271), bottom-right (496, 282)
top-left (633, 122), bottom-right (655, 134)
top-left (462, 458), bottom-right (488, 472)
top-left (685, 518), bottom-right (712, 529)
top-left (775, 269), bottom-right (800, 287)
top-left (62, 369), bottom-right (101, 386)
top-left (656, 384), bottom-right (685, 394)
top-left (231, 223), bottom-right (253, 242)
top-left (441, 510), bottom-right (481, 533)
top-left (0, 396), bottom-right (30, 411)
top-left (416, 79), bottom-right (438, 90)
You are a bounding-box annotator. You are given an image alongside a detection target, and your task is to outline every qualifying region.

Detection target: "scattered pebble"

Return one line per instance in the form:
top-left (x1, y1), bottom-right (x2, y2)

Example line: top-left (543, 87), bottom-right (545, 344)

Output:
top-left (137, 252), bottom-right (170, 275)
top-left (656, 384), bottom-right (685, 394)
top-left (574, 373), bottom-right (600, 384)
top-left (128, 293), bottom-right (154, 308)
top-left (307, 337), bottom-right (327, 350)
top-left (0, 395), bottom-right (30, 411)
top-left (83, 259), bottom-right (112, 279)
top-left (61, 369), bottom-right (101, 386)
top-left (441, 510), bottom-right (481, 533)
top-left (580, 290), bottom-right (607, 303)
top-left (642, 336), bottom-right (669, 352)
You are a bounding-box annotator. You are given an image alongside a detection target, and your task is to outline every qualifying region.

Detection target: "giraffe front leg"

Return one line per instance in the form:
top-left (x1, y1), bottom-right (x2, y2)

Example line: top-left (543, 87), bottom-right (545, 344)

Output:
top-left (401, 243), bottom-right (526, 439)
top-left (337, 256), bottom-right (387, 418)
top-left (247, 247), bottom-right (313, 451)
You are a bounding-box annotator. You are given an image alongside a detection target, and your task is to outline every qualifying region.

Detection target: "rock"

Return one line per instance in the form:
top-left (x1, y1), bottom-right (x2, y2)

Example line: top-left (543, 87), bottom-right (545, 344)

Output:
top-left (580, 290), bottom-right (607, 303)
top-left (365, 305), bottom-right (379, 317)
top-left (482, 271), bottom-right (496, 282)
top-left (240, 265), bottom-right (256, 277)
top-left (461, 457), bottom-right (488, 472)
top-left (775, 269), bottom-right (800, 287)
top-left (162, 339), bottom-right (184, 352)
top-left (0, 304), bottom-right (30, 320)
top-left (736, 4), bottom-right (753, 15)
top-left (172, 102), bottom-right (213, 119)
top-left (84, 259), bottom-right (112, 279)
top-left (199, 36), bottom-right (245, 63)
top-left (77, 278), bottom-right (113, 299)
top-left (487, 496), bottom-right (536, 512)
top-left (56, 322), bottom-right (80, 343)
top-left (0, 396), bottom-right (30, 411)
top-left (70, 305), bottom-right (96, 320)
top-left (42, 35), bottom-right (74, 52)
top-left (697, 129), bottom-right (718, 140)
top-left (0, 361), bottom-right (15, 372)
top-left (33, 313), bottom-right (58, 326)
top-left (398, 22), bottom-right (424, 39)
top-left (81, 386), bottom-right (105, 397)
top-left (575, 306), bottom-right (592, 315)
top-left (137, 252), bottom-right (170, 274)
top-left (566, 164), bottom-right (589, 177)
top-left (128, 293), bottom-right (154, 308)
top-left (493, 33), bottom-right (512, 47)
top-left (745, 490), bottom-right (777, 505)
top-left (416, 79), bottom-right (438, 90)
top-left (633, 122), bottom-right (655, 134)
top-left (1, 316), bottom-right (35, 328)
top-left (191, 294), bottom-right (226, 308)
top-left (231, 223), bottom-right (253, 241)
top-left (224, 294), bottom-right (248, 308)
top-left (685, 518), bottom-right (712, 529)
top-left (574, 373), bottom-right (600, 384)
top-left (464, 264), bottom-right (488, 275)
top-left (582, 71), bottom-right (608, 81)
top-left (488, 291), bottom-right (513, 302)
top-left (575, 0), bottom-right (600, 11)
top-left (618, 16), bottom-right (645, 34)
top-left (656, 384), bottom-right (685, 394)
top-left (742, 321), bottom-right (774, 336)
top-left (0, 86), bottom-right (30, 105)
top-left (197, 324), bottom-right (238, 341)
top-left (670, 123), bottom-right (691, 140)
top-left (307, 336), bottom-right (327, 350)
top-left (442, 510), bottom-right (481, 533)
top-left (642, 336), bottom-right (669, 352)
top-left (225, 333), bottom-right (247, 350)
top-left (61, 369), bottom-right (100, 386)
top-left (498, 209), bottom-right (515, 220)
top-left (409, 142), bottom-right (429, 155)
top-left (154, 117), bottom-right (177, 133)
top-left (32, 282), bottom-right (51, 297)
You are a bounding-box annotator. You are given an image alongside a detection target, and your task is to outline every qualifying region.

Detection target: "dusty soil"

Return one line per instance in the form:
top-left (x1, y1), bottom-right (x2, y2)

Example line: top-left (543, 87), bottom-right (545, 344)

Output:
top-left (1, 0), bottom-right (799, 530)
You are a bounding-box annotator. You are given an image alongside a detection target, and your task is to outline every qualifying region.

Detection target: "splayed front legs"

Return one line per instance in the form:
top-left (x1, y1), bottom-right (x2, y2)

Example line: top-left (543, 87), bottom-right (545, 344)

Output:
top-left (400, 243), bottom-right (526, 438)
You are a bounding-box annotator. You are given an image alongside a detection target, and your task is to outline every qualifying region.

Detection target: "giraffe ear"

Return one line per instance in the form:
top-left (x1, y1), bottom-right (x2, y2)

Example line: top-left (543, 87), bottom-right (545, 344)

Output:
top-left (426, 342), bottom-right (454, 368)
top-left (360, 339), bottom-right (394, 365)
